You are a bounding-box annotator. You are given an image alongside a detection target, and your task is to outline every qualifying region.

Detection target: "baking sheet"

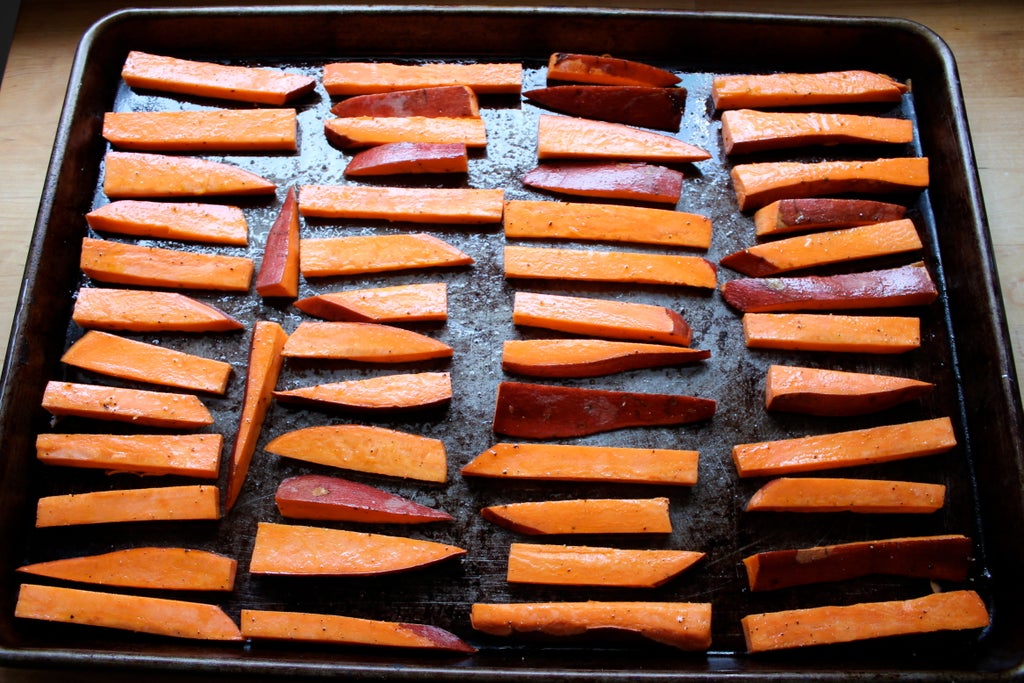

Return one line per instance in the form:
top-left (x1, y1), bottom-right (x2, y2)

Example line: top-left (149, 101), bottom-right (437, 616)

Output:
top-left (1, 5), bottom-right (1022, 680)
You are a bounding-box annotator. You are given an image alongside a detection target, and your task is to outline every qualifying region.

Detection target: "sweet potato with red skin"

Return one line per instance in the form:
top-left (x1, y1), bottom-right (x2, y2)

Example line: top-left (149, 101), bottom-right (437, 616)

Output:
top-left (482, 497), bottom-right (672, 535)
top-left (249, 522), bottom-right (466, 575)
top-left (493, 381), bottom-right (716, 438)
top-left (743, 534), bottom-right (972, 591)
top-left (18, 547), bottom-right (237, 591)
top-left (754, 198), bottom-right (908, 237)
top-left (325, 116), bottom-right (487, 149)
top-left (273, 372), bottom-right (452, 412)
top-left (103, 151), bottom-right (276, 199)
top-left (80, 237), bottom-right (254, 291)
top-left (711, 70), bottom-right (908, 110)
top-left (522, 161), bottom-right (683, 204)
top-left (524, 85), bottom-right (685, 131)
top-left (41, 381), bottom-right (213, 428)
top-left (502, 339), bottom-right (709, 378)
top-left (295, 282), bottom-right (447, 323)
top-left (330, 85), bottom-right (480, 118)
top-left (504, 245), bottom-right (717, 289)
top-left (345, 142), bottom-right (468, 176)
top-left (742, 312), bottom-right (921, 354)
top-left (275, 474), bottom-right (453, 524)
top-left (72, 287), bottom-right (244, 333)
top-left (255, 186), bottom-right (301, 298)
top-left (765, 364), bottom-right (934, 416)
top-left (538, 114), bottom-right (710, 163)
top-left (721, 109), bottom-right (914, 155)
top-left (85, 200), bottom-right (248, 246)
top-left (300, 233), bottom-right (472, 278)
top-left (102, 109), bottom-right (298, 153)
top-left (281, 321), bottom-right (452, 363)
top-left (299, 185), bottom-right (503, 224)
top-left (547, 53), bottom-right (680, 87)
top-left (507, 543), bottom-right (704, 588)
top-left (744, 477), bottom-right (946, 513)
top-left (36, 484), bottom-right (220, 527)
top-left (36, 433), bottom-right (222, 478)
top-left (323, 61), bottom-right (522, 95)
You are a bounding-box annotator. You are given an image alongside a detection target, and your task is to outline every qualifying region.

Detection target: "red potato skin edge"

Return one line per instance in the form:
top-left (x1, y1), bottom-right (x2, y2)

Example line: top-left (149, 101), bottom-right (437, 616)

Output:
top-left (275, 474), bottom-right (452, 523)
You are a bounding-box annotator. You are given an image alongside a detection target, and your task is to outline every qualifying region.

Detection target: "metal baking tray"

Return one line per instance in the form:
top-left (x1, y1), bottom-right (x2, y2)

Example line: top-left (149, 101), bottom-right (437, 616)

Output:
top-left (1, 5), bottom-right (1022, 680)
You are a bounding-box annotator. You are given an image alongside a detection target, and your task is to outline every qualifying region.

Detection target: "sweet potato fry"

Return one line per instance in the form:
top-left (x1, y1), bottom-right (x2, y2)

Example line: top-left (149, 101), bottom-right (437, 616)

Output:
top-left (103, 151), bottom-right (276, 198)
top-left (300, 233), bottom-right (472, 277)
top-left (741, 590), bottom-right (988, 653)
top-left (71, 287), bottom-right (244, 333)
top-left (754, 197), bottom-right (908, 237)
top-left (502, 339), bottom-right (709, 378)
top-left (240, 608), bottom-right (475, 652)
top-left (330, 85), bottom-right (480, 118)
top-left (537, 114), bottom-right (710, 163)
top-left (249, 522), bottom-right (466, 575)
top-left (507, 543), bottom-right (704, 588)
top-left (471, 601), bottom-right (712, 651)
top-left (281, 321), bottom-right (452, 363)
top-left (61, 331), bottom-right (232, 394)
top-left (323, 61), bottom-right (522, 95)
top-left (742, 312), bottom-right (921, 354)
top-left (504, 245), bottom-right (717, 289)
top-left (546, 53), bottom-right (680, 87)
top-left (79, 237), bottom-right (254, 291)
top-left (732, 416), bottom-right (957, 477)
top-left (294, 282), bottom-right (447, 323)
top-left (274, 372), bottom-right (452, 412)
top-left (85, 200), bottom-right (249, 246)
top-left (18, 547), bottom-right (237, 591)
top-left (102, 109), bottom-right (298, 152)
top-left (765, 364), bottom-right (934, 416)
top-left (481, 497), bottom-right (672, 535)
top-left (265, 424), bottom-right (447, 482)
top-left (255, 186), bottom-right (301, 298)
top-left (345, 142), bottom-right (469, 176)
top-left (744, 477), bottom-right (946, 513)
top-left (325, 116), bottom-right (487, 149)
top-left (711, 69), bottom-right (908, 110)
top-left (36, 433), bottom-right (222, 479)
top-left (743, 534), bottom-right (972, 591)
top-left (522, 161), bottom-right (683, 204)
top-left (36, 484), bottom-right (220, 527)
top-left (275, 474), bottom-right (453, 524)
top-left (299, 185), bottom-right (503, 224)
top-left (41, 381), bottom-right (214, 428)
top-left (524, 85), bottom-right (685, 131)
top-left (121, 50), bottom-right (315, 105)
top-left (462, 442), bottom-right (699, 485)
top-left (16, 584), bottom-right (242, 640)
top-left (504, 199), bottom-right (712, 249)
top-left (721, 109), bottom-right (914, 155)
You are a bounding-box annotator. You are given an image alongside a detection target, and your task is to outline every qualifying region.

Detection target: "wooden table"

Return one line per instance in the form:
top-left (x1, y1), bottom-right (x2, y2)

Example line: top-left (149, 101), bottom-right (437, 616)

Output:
top-left (0, 1), bottom-right (1021, 681)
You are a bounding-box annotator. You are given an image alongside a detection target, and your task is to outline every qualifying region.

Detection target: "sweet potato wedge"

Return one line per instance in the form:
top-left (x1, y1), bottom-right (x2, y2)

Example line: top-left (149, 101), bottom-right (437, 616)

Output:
top-left (275, 474), bottom-right (453, 524)
top-left (504, 199), bottom-right (712, 249)
top-left (722, 262), bottom-right (938, 312)
top-left (471, 601), bottom-right (712, 651)
top-left (71, 287), bottom-right (244, 333)
top-left (61, 331), bottom-right (233, 394)
top-left (522, 161), bottom-right (683, 204)
top-left (711, 69), bottom-right (908, 110)
top-left (41, 381), bottom-right (213, 428)
top-left (79, 237), bottom-right (254, 291)
top-left (721, 109), bottom-right (914, 155)
top-left (103, 151), bottom-right (276, 199)
top-left (765, 364), bottom-right (934, 416)
top-left (85, 200), bottom-right (249, 246)
top-left (742, 312), bottom-right (921, 354)
top-left (743, 534), bottom-right (972, 591)
top-left (16, 584), bottom-right (242, 641)
top-left (462, 442), bottom-right (699, 485)
top-left (345, 142), bottom-right (469, 176)
top-left (330, 85), bottom-right (480, 118)
top-left (744, 477), bottom-right (946, 513)
top-left (294, 282), bottom-right (447, 323)
top-left (249, 522), bottom-right (466, 575)
top-left (537, 114), bottom-right (710, 163)
top-left (300, 233), bottom-right (472, 278)
top-left (741, 590), bottom-right (988, 653)
top-left (524, 85), bottom-right (685, 131)
top-left (299, 185), bottom-right (503, 224)
top-left (224, 320), bottom-right (287, 512)
top-left (730, 157), bottom-right (929, 211)
top-left (753, 198), bottom-right (908, 237)
top-left (255, 186), bottom-right (301, 298)
top-left (121, 50), bottom-right (314, 105)
top-left (36, 484), bottom-right (220, 527)
top-left (732, 416), bottom-right (957, 477)
top-left (273, 372), bottom-right (452, 412)
top-left (102, 109), bottom-right (298, 153)
top-left (504, 245), bottom-right (717, 289)
top-left (240, 608), bottom-right (475, 653)
top-left (265, 424), bottom-right (447, 482)
top-left (281, 321), bottom-right (452, 363)
top-left (547, 53), bottom-right (681, 87)
top-left (17, 547), bottom-right (237, 591)
top-left (481, 497), bottom-right (672, 535)
top-left (512, 291), bottom-right (692, 345)
top-left (36, 433), bottom-right (222, 479)
top-left (507, 543), bottom-right (704, 588)
top-left (493, 381), bottom-right (716, 438)
top-left (324, 116), bottom-right (487, 149)
top-left (323, 61), bottom-right (522, 95)
top-left (502, 339), bottom-right (709, 378)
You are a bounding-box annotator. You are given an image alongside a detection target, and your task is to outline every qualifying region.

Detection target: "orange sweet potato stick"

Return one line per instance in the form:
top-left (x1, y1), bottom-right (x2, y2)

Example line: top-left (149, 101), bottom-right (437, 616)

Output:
top-left (322, 61), bottom-right (522, 95)
top-left (71, 287), bottom-right (244, 333)
top-left (300, 233), bottom-right (473, 277)
top-left (462, 442), bottom-right (699, 485)
top-left (248, 521), bottom-right (466, 575)
top-left (765, 364), bottom-right (934, 416)
top-left (294, 282), bottom-right (447, 323)
top-left (537, 114), bottom-right (710, 163)
top-left (103, 151), bottom-right (276, 199)
top-left (281, 321), bottom-right (452, 362)
top-left (721, 109), bottom-right (914, 155)
top-left (325, 116), bottom-right (487, 149)
top-left (753, 198), bottom-right (908, 237)
top-left (36, 484), bottom-right (220, 527)
top-left (121, 50), bottom-right (315, 105)
top-left (481, 497), bottom-right (672, 535)
top-left (299, 185), bottom-right (504, 224)
top-left (330, 85), bottom-right (480, 118)
top-left (504, 199), bottom-right (713, 249)
top-left (255, 187), bottom-right (301, 298)
top-left (273, 372), bottom-right (452, 412)
top-left (224, 320), bottom-right (287, 512)
top-left (711, 69), bottom-right (908, 110)
top-left (521, 161), bottom-right (683, 204)
top-left (502, 339), bottom-right (709, 378)
top-left (732, 416), bottom-right (957, 477)
top-left (79, 237), bottom-right (254, 291)
top-left (102, 109), bottom-right (298, 152)
top-left (546, 53), bottom-right (681, 87)
top-left (507, 543), bottom-right (704, 588)
top-left (744, 477), bottom-right (946, 513)
top-left (86, 200), bottom-right (249, 246)
top-left (504, 245), bottom-right (717, 289)
top-left (18, 547), bottom-right (238, 591)
top-left (741, 590), bottom-right (988, 653)
top-left (275, 474), bottom-right (453, 524)
top-left (742, 312), bottom-right (921, 354)
top-left (345, 142), bottom-right (469, 176)
top-left (41, 381), bottom-right (214, 428)
top-left (36, 433), bottom-right (222, 479)
top-left (61, 331), bottom-right (233, 394)
top-left (16, 583), bottom-right (243, 640)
